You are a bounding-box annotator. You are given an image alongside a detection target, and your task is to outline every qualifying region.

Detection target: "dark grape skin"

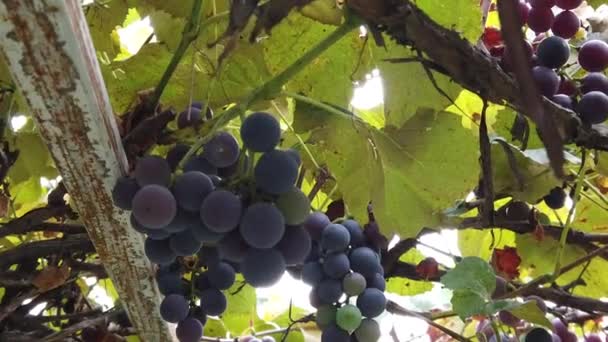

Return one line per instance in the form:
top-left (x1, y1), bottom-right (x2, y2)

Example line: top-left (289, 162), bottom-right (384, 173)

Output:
top-left (544, 187), bottom-right (566, 209)
top-left (341, 219), bottom-right (365, 246)
top-left (134, 156), bottom-right (172, 187)
top-left (191, 221), bottom-right (224, 244)
top-left (276, 225), bottom-right (312, 265)
top-left (537, 36), bottom-right (570, 69)
top-left (355, 318), bottom-right (381, 342)
top-left (112, 176), bottom-right (139, 210)
top-left (183, 155), bottom-right (218, 175)
top-left (169, 229), bottom-right (203, 256)
top-left (530, 0), bottom-right (556, 7)
top-left (285, 148), bottom-right (301, 166)
top-left (562, 332), bottom-right (578, 342)
top-left (164, 210), bottom-right (197, 234)
top-left (207, 262), bottom-right (236, 290)
top-left (577, 91), bottom-right (608, 125)
top-left (552, 10), bottom-right (580, 39)
top-left (578, 40), bottom-right (608, 72)
top-left (190, 101), bottom-right (214, 120)
top-left (518, 0), bottom-right (531, 25)
top-left (302, 262), bottom-right (324, 286)
top-left (177, 107), bottom-right (202, 129)
top-left (525, 328), bottom-right (553, 342)
top-left (317, 279), bottom-right (343, 304)
top-left (584, 334), bottom-right (602, 342)
top-left (203, 132), bottom-right (240, 168)
top-left (532, 66), bottom-right (560, 97)
top-left (199, 288), bottom-right (227, 316)
top-left (356, 288), bottom-right (386, 318)
top-left (132, 185), bottom-right (178, 229)
top-left (366, 273), bottom-right (386, 291)
top-left (491, 276), bottom-right (507, 299)
top-left (198, 246), bottom-right (221, 268)
top-left (217, 230), bottom-right (249, 263)
top-left (321, 224), bottom-right (351, 252)
top-left (254, 150), bottom-right (299, 195)
top-left (176, 317), bottom-right (204, 342)
top-left (552, 318), bottom-right (568, 337)
top-left (551, 94), bottom-right (574, 109)
top-left (304, 212), bottom-right (331, 241)
top-left (527, 6), bottom-right (555, 33)
top-left (556, 0), bottom-right (583, 10)
top-left (166, 144), bottom-right (190, 171)
top-left (505, 201), bottom-right (530, 221)
top-left (200, 190), bottom-right (242, 233)
top-left (240, 112), bottom-right (281, 152)
top-left (172, 171), bottom-right (214, 213)
top-left (322, 253), bottom-right (350, 279)
top-left (581, 73), bottom-right (608, 95)
top-left (241, 248), bottom-right (286, 287)
top-left (350, 247), bottom-right (382, 278)
top-left (321, 324), bottom-right (350, 342)
top-left (156, 270), bottom-right (186, 296)
top-left (498, 310), bottom-right (521, 327)
top-left (240, 203), bottom-right (286, 249)
top-left (147, 228), bottom-right (172, 240)
top-left (159, 294), bottom-right (189, 323)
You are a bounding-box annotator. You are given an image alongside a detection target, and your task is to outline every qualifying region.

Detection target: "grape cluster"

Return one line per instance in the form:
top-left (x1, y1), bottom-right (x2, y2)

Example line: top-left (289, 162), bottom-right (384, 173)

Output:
top-left (112, 111), bottom-right (312, 341)
top-left (482, 1), bottom-right (608, 126)
top-left (302, 214), bottom-right (385, 342)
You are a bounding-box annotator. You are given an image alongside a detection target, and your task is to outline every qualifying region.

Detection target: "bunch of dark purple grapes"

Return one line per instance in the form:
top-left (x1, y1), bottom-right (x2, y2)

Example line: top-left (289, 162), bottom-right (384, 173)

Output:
top-left (301, 213), bottom-right (386, 342)
top-left (112, 111), bottom-right (313, 342)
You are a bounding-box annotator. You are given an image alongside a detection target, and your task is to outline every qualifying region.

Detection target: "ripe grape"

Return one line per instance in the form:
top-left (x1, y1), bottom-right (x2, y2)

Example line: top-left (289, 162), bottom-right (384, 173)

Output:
top-left (585, 334), bottom-right (602, 342)
top-left (342, 219), bottom-right (364, 246)
top-left (194, 272), bottom-right (211, 293)
top-left (173, 171), bottom-right (214, 212)
top-left (552, 94), bottom-right (574, 109)
top-left (350, 247), bottom-right (382, 278)
top-left (183, 155), bottom-right (218, 175)
top-left (355, 318), bottom-right (381, 342)
top-left (492, 276), bottom-right (507, 299)
top-left (164, 210), bottom-right (197, 233)
top-left (276, 187), bottom-right (310, 225)
top-left (552, 333), bottom-right (563, 342)
top-left (200, 190), bottom-right (242, 233)
top-left (276, 225), bottom-right (312, 265)
top-left (132, 185), bottom-right (177, 229)
top-left (505, 200), bottom-right (530, 221)
top-left (544, 187), bottom-right (566, 209)
top-left (218, 231), bottom-right (249, 263)
top-left (581, 73), bottom-right (608, 95)
top-left (499, 310), bottom-right (521, 327)
top-left (147, 228), bottom-right (172, 240)
top-left (336, 304), bottom-right (362, 332)
top-left (241, 248), bottom-right (286, 287)
top-left (558, 77), bottom-right (577, 96)
top-left (145, 237), bottom-right (176, 265)
top-left (323, 253), bottom-right (350, 279)
top-left (207, 262), bottom-right (236, 290)
top-left (366, 273), bottom-right (386, 291)
top-left (343, 272), bottom-right (367, 296)
top-left (198, 246), bottom-right (221, 267)
top-left (321, 324), bottom-right (350, 342)
top-left (134, 156), bottom-right (172, 187)
top-left (285, 148), bottom-right (301, 166)
top-left (317, 279), bottom-right (343, 304)
top-left (578, 40), bottom-right (608, 72)
top-left (203, 132), bottom-right (240, 168)
top-left (316, 305), bottom-right (337, 328)
top-left (532, 66), bottom-right (560, 97)
top-left (190, 101), bottom-right (213, 119)
top-left (321, 224), bottom-right (350, 252)
top-left (191, 221), bottom-right (224, 244)
top-left (156, 271), bottom-right (185, 296)
top-left (176, 317), bottom-right (204, 342)
top-left (302, 261), bottom-right (324, 286)
top-left (254, 150), bottom-right (299, 195)
top-left (562, 332), bottom-right (578, 342)
top-left (577, 91), bottom-right (608, 124)
top-left (166, 144), bottom-right (190, 171)
top-left (199, 288), bottom-right (227, 316)
top-left (356, 288), bottom-right (386, 318)
top-left (170, 229), bottom-right (202, 256)
top-left (240, 203), bottom-right (286, 249)
top-left (552, 318), bottom-right (568, 337)
top-left (112, 176), bottom-right (139, 210)
top-left (518, 1), bottom-right (531, 25)
top-left (309, 287), bottom-right (322, 308)
top-left (525, 328), bottom-right (553, 342)
top-left (528, 6), bottom-right (555, 33)
top-left (526, 295), bottom-right (548, 313)
top-left (304, 212), bottom-right (331, 241)
top-left (530, 0), bottom-right (556, 7)
top-left (537, 36), bottom-right (570, 69)
top-left (177, 107), bottom-right (202, 129)
top-left (159, 294), bottom-right (189, 323)
top-left (552, 10), bottom-right (580, 39)
top-left (556, 0), bottom-right (583, 9)
top-left (240, 112), bottom-right (281, 152)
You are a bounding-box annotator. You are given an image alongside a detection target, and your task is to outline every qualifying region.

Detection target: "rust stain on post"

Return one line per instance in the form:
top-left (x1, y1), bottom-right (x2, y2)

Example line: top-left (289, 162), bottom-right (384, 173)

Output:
top-left (0, 0), bottom-right (175, 340)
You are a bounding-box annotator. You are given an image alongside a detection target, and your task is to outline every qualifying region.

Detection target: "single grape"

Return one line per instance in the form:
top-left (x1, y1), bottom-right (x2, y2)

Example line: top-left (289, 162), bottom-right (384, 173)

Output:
top-left (172, 171), bottom-right (214, 213)
top-left (552, 333), bottom-right (563, 342)
top-left (218, 155), bottom-right (246, 179)
top-left (254, 150), bottom-right (299, 195)
top-left (356, 288), bottom-right (386, 318)
top-left (190, 101), bottom-right (213, 119)
top-left (285, 148), bottom-right (301, 166)
top-left (198, 246), bottom-right (221, 267)
top-left (276, 187), bottom-right (310, 225)
top-left (200, 190), bottom-right (242, 233)
top-left (132, 185), bottom-right (177, 229)
top-left (176, 317), bottom-right (204, 342)
top-left (366, 273), bottom-right (386, 291)
top-left (240, 202), bottom-right (286, 249)
top-left (302, 262), bottom-right (324, 286)
top-left (321, 224), bottom-right (350, 252)
top-left (581, 73), bottom-right (608, 95)
top-left (530, 0), bottom-right (556, 7)
top-left (492, 276), bottom-right (507, 299)
top-left (166, 144), bottom-right (190, 171)
top-left (194, 272), bottom-right (212, 293)
top-left (552, 94), bottom-right (574, 109)
top-left (562, 332), bottom-right (578, 342)
top-left (304, 212), bottom-right (331, 241)
top-left (240, 112), bottom-right (281, 152)
top-left (207, 262), bottom-right (236, 290)
top-left (170, 229), bottom-right (202, 256)
top-left (499, 310), bottom-right (521, 327)
top-left (321, 324), bottom-right (350, 342)
top-left (505, 200), bottom-right (530, 221)
top-left (556, 0), bottom-right (583, 10)
top-left (317, 279), bottom-right (343, 304)
top-left (577, 91), bottom-right (608, 125)
top-left (544, 187), bottom-right (566, 209)
top-left (343, 272), bottom-right (367, 296)
top-left (350, 247), bottom-right (382, 278)
top-left (537, 36), bottom-right (570, 69)
top-left (199, 288), bottom-right (227, 316)
top-left (191, 221), bottom-right (225, 244)
top-left (159, 294), bottom-right (189, 323)
top-left (552, 318), bottom-right (568, 337)
top-left (277, 225), bottom-right (312, 265)
top-left (145, 237), bottom-right (176, 265)
top-left (532, 66), bottom-right (560, 97)
top-left (309, 287), bottom-right (322, 308)
top-left (134, 156), bottom-right (171, 187)
top-left (112, 176), bottom-right (139, 210)
top-left (217, 230), bottom-right (249, 263)
top-left (525, 328), bottom-right (553, 342)
top-left (355, 318), bottom-right (381, 342)
top-left (177, 107), bottom-right (202, 129)
top-left (578, 40), bottom-right (608, 72)
top-left (528, 6), bottom-right (555, 33)
top-left (183, 155), bottom-right (218, 175)
top-left (552, 10), bottom-right (580, 39)
top-left (156, 271), bottom-right (185, 296)
top-left (342, 219), bottom-right (365, 246)
top-left (241, 248), bottom-right (286, 287)
top-left (203, 132), bottom-right (240, 168)
top-left (518, 0), bottom-right (531, 25)
top-left (336, 304), bottom-right (362, 332)
top-left (316, 304), bottom-right (337, 329)
top-left (525, 295), bottom-right (548, 313)
top-left (585, 334), bottom-right (602, 342)
top-left (323, 253), bottom-right (350, 279)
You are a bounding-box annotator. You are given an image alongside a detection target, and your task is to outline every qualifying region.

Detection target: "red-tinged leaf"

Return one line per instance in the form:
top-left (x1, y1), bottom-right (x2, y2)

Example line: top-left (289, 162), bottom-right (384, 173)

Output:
top-left (32, 265), bottom-right (70, 291)
top-left (416, 257), bottom-right (440, 280)
top-left (491, 247), bottom-right (521, 280)
top-left (533, 223), bottom-right (545, 242)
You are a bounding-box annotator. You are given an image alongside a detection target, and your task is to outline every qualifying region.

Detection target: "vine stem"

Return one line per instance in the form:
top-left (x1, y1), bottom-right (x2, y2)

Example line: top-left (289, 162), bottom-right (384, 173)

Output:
top-left (552, 153), bottom-right (587, 280)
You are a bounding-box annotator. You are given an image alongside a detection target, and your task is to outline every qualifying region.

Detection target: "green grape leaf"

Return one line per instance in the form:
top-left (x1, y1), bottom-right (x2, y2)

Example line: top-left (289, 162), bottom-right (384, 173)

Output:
top-left (458, 228), bottom-right (516, 261)
top-left (223, 278), bottom-right (257, 335)
top-left (148, 11), bottom-right (186, 51)
top-left (85, 0), bottom-right (129, 61)
top-left (300, 0), bottom-right (343, 25)
top-left (506, 301), bottom-right (552, 329)
top-left (451, 289), bottom-right (487, 320)
top-left (571, 196), bottom-right (608, 233)
top-left (203, 318), bottom-right (228, 338)
top-left (440, 256), bottom-right (496, 298)
top-left (386, 249), bottom-right (433, 296)
top-left (415, 0), bottom-right (483, 42)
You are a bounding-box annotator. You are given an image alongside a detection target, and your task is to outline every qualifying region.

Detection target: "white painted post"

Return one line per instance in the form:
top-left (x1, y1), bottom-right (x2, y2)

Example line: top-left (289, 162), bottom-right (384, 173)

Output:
top-left (0, 1), bottom-right (175, 340)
